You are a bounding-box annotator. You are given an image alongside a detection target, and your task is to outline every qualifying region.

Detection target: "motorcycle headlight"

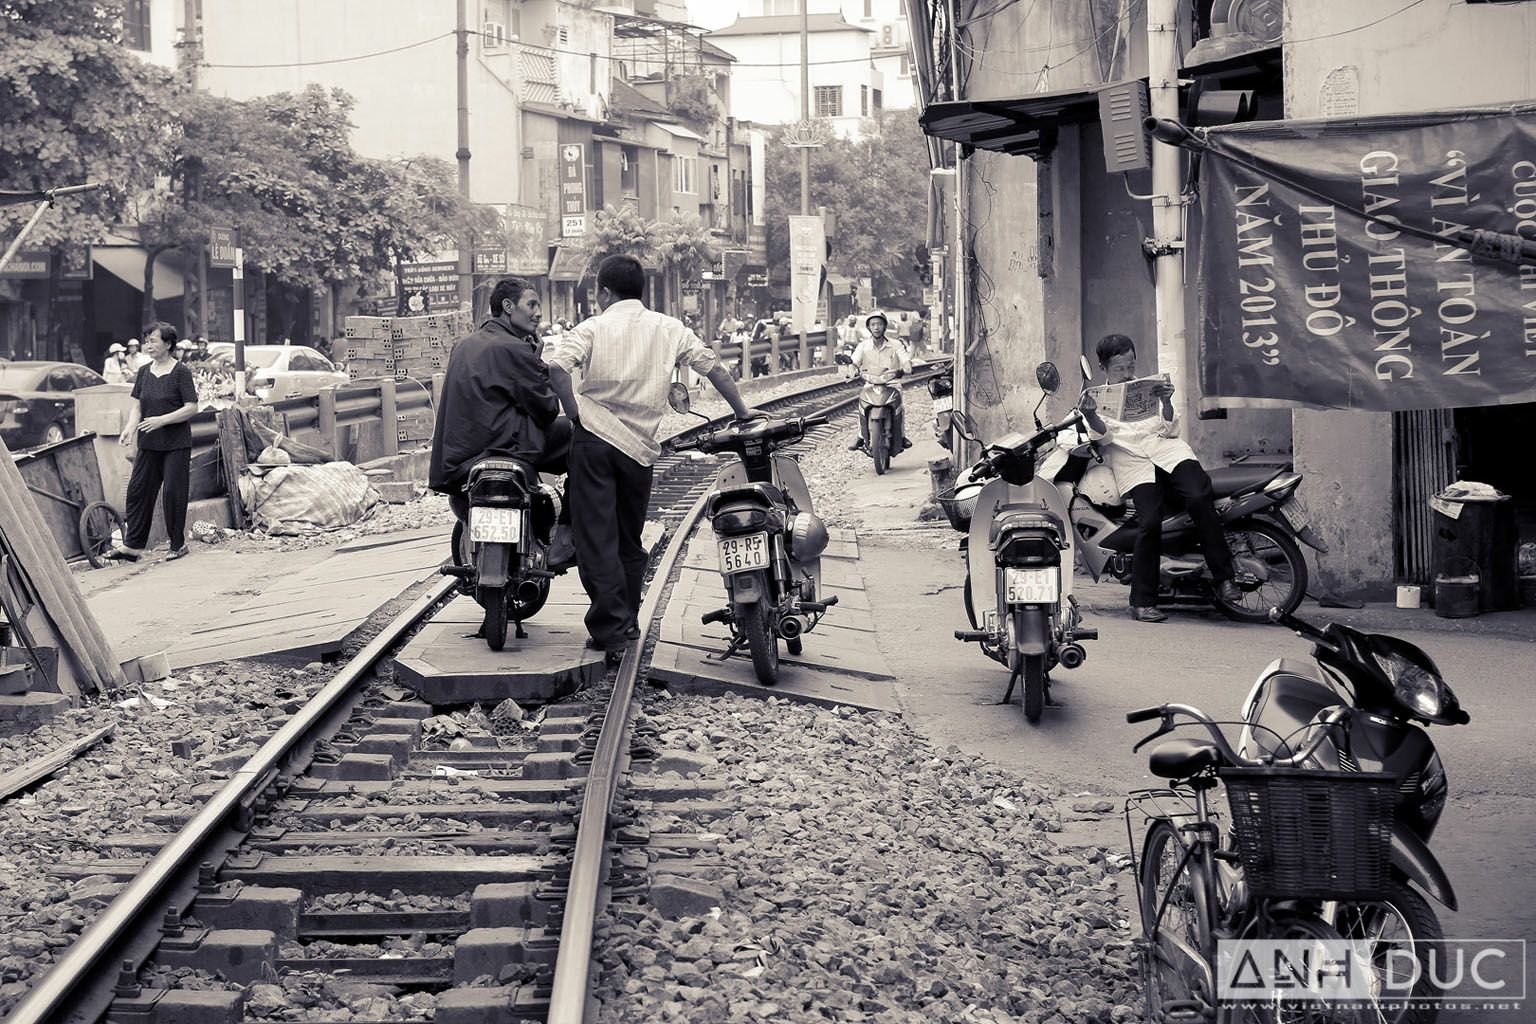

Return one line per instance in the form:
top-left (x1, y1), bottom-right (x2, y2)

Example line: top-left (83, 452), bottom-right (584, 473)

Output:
top-left (1373, 649), bottom-right (1444, 719)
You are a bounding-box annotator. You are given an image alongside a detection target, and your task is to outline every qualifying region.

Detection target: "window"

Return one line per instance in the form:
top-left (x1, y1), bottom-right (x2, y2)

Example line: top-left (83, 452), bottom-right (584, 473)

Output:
top-left (872, 88), bottom-right (883, 114)
top-left (122, 0), bottom-right (151, 51)
top-left (899, 54), bottom-right (912, 77)
top-left (763, 0), bottom-right (797, 13)
top-left (860, 85), bottom-right (869, 116)
top-left (620, 147), bottom-right (640, 195)
top-left (288, 352), bottom-right (323, 372)
top-left (814, 85), bottom-right (842, 118)
top-left (674, 156), bottom-right (697, 195)
top-left (864, 0), bottom-right (873, 17)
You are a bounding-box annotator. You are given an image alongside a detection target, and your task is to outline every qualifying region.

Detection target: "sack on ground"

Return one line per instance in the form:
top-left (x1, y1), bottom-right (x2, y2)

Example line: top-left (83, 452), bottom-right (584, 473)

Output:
top-left (239, 462), bottom-right (381, 535)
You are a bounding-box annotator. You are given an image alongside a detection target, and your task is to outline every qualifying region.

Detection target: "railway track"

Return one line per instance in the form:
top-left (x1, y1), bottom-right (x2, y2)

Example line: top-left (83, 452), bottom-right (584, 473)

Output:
top-left (7, 364), bottom-right (944, 1024)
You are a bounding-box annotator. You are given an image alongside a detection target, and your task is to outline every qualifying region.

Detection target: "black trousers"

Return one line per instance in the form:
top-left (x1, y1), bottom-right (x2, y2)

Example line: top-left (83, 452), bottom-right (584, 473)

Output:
top-left (125, 447), bottom-right (191, 551)
top-left (567, 424), bottom-right (653, 647)
top-left (1126, 459), bottom-right (1235, 608)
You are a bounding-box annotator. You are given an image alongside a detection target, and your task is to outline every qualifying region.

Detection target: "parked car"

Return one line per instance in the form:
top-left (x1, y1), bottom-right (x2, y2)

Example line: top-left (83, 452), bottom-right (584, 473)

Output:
top-left (204, 343), bottom-right (348, 401)
top-left (0, 361), bottom-right (107, 450)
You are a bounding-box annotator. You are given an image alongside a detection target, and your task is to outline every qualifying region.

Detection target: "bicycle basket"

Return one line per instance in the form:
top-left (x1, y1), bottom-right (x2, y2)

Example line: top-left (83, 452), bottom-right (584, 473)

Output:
top-left (1219, 767), bottom-right (1396, 901)
top-left (935, 485), bottom-right (979, 532)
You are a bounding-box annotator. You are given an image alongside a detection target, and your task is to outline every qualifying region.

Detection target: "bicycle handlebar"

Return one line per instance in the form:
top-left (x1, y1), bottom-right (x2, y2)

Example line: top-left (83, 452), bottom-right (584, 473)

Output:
top-left (1129, 702), bottom-right (1349, 769)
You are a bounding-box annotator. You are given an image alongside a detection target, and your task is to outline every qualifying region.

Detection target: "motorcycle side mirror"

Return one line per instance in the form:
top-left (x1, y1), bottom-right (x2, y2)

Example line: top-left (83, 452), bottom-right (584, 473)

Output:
top-left (1035, 361), bottom-right (1060, 395)
top-left (666, 382), bottom-right (691, 414)
top-left (953, 412), bottom-right (981, 443)
top-left (1079, 355), bottom-right (1095, 384)
top-left (835, 352), bottom-right (852, 366)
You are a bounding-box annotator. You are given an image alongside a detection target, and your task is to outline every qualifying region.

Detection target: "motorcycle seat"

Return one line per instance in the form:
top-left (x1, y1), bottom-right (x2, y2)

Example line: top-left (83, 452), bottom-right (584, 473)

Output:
top-left (1148, 737), bottom-right (1226, 779)
top-left (467, 457), bottom-right (535, 488)
top-left (1207, 465), bottom-right (1285, 499)
top-left (988, 505), bottom-right (1064, 546)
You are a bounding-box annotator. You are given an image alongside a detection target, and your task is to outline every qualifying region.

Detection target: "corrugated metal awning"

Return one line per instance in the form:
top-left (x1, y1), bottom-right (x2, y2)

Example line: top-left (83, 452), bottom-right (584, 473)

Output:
top-left (918, 82), bottom-right (1123, 157)
top-left (93, 246), bottom-right (185, 299)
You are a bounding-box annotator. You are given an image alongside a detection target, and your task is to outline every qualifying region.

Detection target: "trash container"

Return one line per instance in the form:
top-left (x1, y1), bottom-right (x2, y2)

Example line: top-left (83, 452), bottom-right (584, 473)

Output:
top-left (1430, 490), bottom-right (1519, 613)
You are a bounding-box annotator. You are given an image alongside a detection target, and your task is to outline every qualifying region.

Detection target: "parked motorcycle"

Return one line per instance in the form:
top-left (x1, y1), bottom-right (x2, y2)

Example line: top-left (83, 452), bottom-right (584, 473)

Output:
top-left (928, 361), bottom-right (955, 450)
top-left (942, 363), bottom-right (1098, 723)
top-left (836, 353), bottom-right (905, 475)
top-left (1034, 356), bottom-right (1326, 622)
top-left (667, 385), bottom-right (838, 685)
top-left (441, 457), bottom-right (562, 651)
top-left (1243, 607), bottom-right (1468, 1020)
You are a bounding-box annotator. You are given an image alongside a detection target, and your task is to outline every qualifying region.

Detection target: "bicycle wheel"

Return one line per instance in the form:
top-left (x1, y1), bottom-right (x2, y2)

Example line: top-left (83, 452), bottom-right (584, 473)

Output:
top-left (1218, 913), bottom-right (1356, 1024)
top-left (1331, 881), bottom-right (1443, 1024)
top-left (1140, 819), bottom-right (1208, 1018)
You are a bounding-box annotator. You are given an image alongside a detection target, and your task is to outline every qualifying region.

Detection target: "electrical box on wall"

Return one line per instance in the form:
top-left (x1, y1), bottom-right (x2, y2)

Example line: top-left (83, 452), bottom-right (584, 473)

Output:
top-left (1098, 81), bottom-right (1151, 173)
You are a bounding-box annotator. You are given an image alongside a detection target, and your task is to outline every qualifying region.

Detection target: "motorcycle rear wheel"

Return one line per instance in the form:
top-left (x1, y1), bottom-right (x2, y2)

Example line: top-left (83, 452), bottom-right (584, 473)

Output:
top-left (1022, 652), bottom-right (1047, 724)
top-left (479, 585), bottom-right (507, 651)
top-left (740, 601), bottom-right (779, 685)
top-left (1215, 518), bottom-right (1308, 624)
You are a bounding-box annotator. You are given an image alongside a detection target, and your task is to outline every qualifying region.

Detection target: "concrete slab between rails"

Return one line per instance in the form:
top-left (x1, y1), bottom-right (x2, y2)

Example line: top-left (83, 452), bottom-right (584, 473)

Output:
top-left (647, 641), bottom-right (900, 712)
top-left (392, 522), bottom-right (666, 705)
top-left (218, 853), bottom-right (549, 897)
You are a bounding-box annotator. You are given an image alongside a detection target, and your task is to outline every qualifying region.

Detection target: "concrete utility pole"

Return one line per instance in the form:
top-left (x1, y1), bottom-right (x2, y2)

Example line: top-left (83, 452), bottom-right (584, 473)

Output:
top-left (948, 0), bottom-right (968, 464)
top-left (1146, 0), bottom-right (1188, 400)
top-left (798, 0), bottom-right (811, 371)
top-left (183, 0), bottom-right (208, 341)
top-left (455, 0), bottom-right (474, 311)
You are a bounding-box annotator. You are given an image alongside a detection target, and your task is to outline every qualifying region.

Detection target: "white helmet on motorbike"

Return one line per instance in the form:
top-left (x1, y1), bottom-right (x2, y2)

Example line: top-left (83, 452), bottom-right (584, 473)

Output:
top-left (786, 510), bottom-right (830, 563)
top-left (1078, 463), bottom-right (1124, 508)
top-left (865, 312), bottom-right (888, 332)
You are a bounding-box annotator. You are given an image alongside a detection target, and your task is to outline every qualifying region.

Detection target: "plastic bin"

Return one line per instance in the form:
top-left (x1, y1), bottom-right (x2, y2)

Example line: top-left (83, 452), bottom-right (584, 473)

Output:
top-left (1431, 493), bottom-right (1519, 612)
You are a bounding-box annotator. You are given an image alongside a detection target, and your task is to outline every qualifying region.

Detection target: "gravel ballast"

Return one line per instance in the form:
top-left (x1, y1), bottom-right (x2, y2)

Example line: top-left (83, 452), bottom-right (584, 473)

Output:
top-left (593, 692), bottom-right (1140, 1023)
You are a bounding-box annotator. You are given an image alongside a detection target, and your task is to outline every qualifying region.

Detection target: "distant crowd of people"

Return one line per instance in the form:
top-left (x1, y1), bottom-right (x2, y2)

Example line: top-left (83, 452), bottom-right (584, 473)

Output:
top-left (102, 334), bottom-right (212, 383)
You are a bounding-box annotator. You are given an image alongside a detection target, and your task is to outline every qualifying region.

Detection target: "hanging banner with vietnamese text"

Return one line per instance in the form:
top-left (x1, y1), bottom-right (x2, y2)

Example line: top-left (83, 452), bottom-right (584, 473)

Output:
top-left (1196, 104), bottom-right (1536, 412)
top-left (788, 215), bottom-right (825, 335)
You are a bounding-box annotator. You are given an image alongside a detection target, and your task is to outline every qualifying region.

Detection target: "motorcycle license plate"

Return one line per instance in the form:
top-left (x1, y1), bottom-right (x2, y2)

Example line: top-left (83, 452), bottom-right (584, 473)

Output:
top-left (1005, 566), bottom-right (1059, 604)
top-left (469, 507), bottom-right (522, 544)
top-left (932, 395), bottom-right (953, 412)
top-left (1280, 498), bottom-right (1312, 533)
top-left (718, 533), bottom-right (770, 574)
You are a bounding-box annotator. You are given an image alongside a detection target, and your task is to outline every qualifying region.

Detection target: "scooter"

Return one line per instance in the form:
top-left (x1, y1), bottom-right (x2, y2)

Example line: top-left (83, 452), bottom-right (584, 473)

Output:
top-left (837, 354), bottom-right (904, 475)
top-left (1035, 357), bottom-right (1326, 622)
top-left (943, 363), bottom-right (1097, 724)
top-left (441, 457), bottom-right (562, 651)
top-left (667, 384), bottom-right (838, 685)
top-left (928, 362), bottom-right (955, 450)
top-left (1135, 607), bottom-right (1469, 1019)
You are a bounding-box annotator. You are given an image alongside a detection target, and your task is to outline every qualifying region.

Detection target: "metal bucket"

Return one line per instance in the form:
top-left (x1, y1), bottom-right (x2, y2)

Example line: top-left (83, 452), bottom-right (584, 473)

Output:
top-left (1434, 557), bottom-right (1481, 619)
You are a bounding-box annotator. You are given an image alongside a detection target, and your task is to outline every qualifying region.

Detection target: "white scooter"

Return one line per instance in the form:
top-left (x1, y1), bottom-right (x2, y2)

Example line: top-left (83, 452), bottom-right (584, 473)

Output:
top-left (942, 362), bottom-right (1097, 723)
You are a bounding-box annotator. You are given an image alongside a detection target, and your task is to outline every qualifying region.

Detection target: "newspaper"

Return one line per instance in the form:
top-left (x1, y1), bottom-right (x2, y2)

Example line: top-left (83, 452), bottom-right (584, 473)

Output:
top-left (1087, 373), bottom-right (1169, 422)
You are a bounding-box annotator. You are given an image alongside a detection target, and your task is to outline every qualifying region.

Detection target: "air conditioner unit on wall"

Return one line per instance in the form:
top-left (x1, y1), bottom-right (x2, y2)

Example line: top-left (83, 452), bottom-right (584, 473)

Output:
top-left (882, 25), bottom-right (893, 46)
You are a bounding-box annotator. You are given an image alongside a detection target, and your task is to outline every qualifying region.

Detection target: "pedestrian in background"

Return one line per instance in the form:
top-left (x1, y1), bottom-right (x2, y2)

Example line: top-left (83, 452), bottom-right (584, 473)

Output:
top-left (546, 255), bottom-right (760, 659)
top-left (124, 338), bottom-right (149, 372)
top-left (102, 343), bottom-right (131, 384)
top-left (107, 323), bottom-right (199, 563)
top-left (908, 310), bottom-right (928, 356)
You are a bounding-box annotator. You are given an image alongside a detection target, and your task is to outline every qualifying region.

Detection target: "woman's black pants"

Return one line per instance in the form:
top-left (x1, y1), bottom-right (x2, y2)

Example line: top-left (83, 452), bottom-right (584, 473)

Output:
top-left (125, 447), bottom-right (191, 551)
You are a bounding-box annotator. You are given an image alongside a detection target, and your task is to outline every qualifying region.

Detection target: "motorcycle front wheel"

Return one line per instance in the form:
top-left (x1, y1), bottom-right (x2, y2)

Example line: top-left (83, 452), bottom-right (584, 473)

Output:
top-left (1331, 881), bottom-right (1444, 1023)
top-left (739, 601), bottom-right (779, 685)
top-left (1215, 518), bottom-right (1308, 623)
top-left (871, 427), bottom-right (889, 475)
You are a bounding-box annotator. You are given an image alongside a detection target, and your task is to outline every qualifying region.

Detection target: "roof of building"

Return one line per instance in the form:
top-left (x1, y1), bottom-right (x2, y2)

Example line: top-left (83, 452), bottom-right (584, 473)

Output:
top-left (610, 78), bottom-right (672, 118)
top-left (711, 14), bottom-right (875, 37)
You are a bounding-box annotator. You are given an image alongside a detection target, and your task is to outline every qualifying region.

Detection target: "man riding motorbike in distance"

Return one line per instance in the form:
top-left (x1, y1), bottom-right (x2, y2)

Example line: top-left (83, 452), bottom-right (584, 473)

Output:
top-left (846, 312), bottom-right (914, 452)
top-left (428, 276), bottom-right (575, 565)
top-left (1077, 333), bottom-right (1241, 623)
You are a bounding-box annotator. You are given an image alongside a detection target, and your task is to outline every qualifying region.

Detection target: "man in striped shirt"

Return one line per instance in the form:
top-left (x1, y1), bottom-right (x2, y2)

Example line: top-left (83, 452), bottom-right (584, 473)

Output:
top-left (547, 255), bottom-right (760, 657)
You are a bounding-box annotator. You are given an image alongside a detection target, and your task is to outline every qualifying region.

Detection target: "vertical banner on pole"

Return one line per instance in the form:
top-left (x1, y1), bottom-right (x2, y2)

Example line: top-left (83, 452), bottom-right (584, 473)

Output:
top-left (750, 131), bottom-right (767, 227)
top-left (788, 215), bottom-right (824, 336)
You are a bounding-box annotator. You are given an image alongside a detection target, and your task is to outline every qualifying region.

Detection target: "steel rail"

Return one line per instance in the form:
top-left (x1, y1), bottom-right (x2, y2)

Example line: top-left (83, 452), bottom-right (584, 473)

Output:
top-left (5, 575), bottom-right (459, 1024)
top-left (544, 367), bottom-right (943, 1022)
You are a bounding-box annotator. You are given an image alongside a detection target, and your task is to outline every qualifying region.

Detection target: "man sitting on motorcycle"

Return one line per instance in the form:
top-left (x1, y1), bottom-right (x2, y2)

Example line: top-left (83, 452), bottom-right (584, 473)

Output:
top-left (846, 312), bottom-right (914, 452)
top-left (429, 276), bottom-right (575, 566)
top-left (1078, 333), bottom-right (1240, 623)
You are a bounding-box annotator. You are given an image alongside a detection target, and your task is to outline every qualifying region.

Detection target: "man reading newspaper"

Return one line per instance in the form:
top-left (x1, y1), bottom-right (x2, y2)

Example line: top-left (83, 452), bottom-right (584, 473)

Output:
top-left (1078, 333), bottom-right (1241, 623)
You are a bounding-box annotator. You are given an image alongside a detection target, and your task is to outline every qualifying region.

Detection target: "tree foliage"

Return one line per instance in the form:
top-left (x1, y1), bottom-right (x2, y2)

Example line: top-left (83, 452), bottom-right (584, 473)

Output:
top-left (0, 0), bottom-right (178, 246)
top-left (654, 212), bottom-right (718, 278)
top-left (576, 203), bottom-right (658, 274)
top-left (764, 111), bottom-right (930, 302)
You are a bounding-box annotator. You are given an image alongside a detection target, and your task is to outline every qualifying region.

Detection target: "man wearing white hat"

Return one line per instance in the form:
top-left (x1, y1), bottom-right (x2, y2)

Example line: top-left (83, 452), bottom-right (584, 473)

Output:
top-left (102, 343), bottom-right (132, 384)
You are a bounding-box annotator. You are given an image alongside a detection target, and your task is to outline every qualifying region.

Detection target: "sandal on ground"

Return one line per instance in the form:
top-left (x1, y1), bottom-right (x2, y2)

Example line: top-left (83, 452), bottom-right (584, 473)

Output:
top-left (167, 547), bottom-right (191, 561)
top-left (103, 548), bottom-right (141, 563)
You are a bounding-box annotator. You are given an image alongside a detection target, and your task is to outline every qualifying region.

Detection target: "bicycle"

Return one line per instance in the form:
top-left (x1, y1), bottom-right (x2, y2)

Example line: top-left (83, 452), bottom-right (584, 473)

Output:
top-left (1125, 702), bottom-right (1399, 1023)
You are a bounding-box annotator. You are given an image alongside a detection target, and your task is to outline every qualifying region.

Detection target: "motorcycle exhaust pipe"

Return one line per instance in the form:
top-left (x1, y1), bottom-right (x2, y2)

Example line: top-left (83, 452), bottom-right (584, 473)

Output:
top-left (777, 615), bottom-right (804, 640)
top-left (1058, 643), bottom-right (1086, 669)
top-left (516, 579), bottom-right (544, 604)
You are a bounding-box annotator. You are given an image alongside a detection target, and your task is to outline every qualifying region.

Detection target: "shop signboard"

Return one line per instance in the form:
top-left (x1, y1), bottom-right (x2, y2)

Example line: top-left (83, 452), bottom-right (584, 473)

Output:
top-left (1197, 104), bottom-right (1536, 411)
top-left (60, 248), bottom-right (92, 280)
top-left (559, 144), bottom-right (587, 238)
top-left (209, 227), bottom-right (238, 269)
top-left (0, 249), bottom-right (50, 278)
top-left (399, 259), bottom-right (460, 312)
top-left (504, 204), bottom-right (548, 275)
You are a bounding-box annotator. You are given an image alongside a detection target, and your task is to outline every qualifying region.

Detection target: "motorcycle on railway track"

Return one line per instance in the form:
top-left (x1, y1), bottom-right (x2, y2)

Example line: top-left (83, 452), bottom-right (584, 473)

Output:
top-left (441, 456), bottom-right (566, 651)
top-left (940, 362), bottom-right (1097, 723)
top-left (667, 384), bottom-right (838, 685)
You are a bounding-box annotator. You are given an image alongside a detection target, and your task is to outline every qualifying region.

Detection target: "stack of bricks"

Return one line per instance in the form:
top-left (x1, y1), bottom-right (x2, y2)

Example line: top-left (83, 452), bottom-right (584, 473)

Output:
top-left (342, 310), bottom-right (475, 444)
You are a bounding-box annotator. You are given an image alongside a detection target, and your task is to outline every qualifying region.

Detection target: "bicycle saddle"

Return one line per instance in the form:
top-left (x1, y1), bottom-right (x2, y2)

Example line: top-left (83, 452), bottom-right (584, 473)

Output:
top-left (1148, 737), bottom-right (1225, 779)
